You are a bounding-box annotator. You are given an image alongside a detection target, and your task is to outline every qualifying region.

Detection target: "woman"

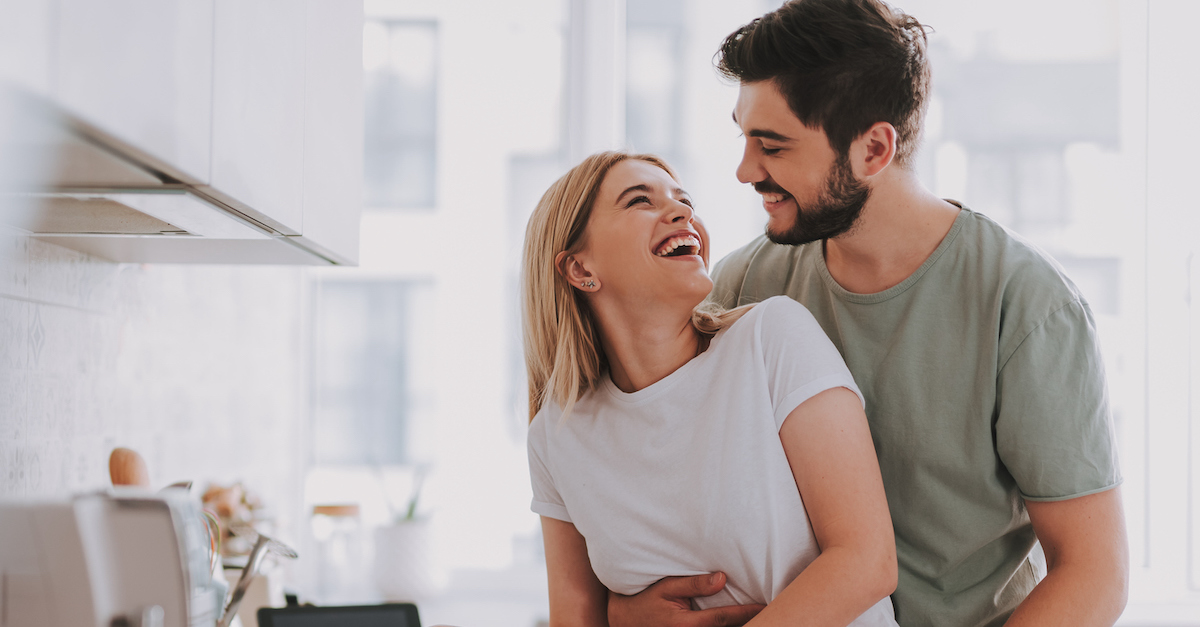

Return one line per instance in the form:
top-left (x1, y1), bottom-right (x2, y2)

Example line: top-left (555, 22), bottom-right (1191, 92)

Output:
top-left (522, 151), bottom-right (898, 626)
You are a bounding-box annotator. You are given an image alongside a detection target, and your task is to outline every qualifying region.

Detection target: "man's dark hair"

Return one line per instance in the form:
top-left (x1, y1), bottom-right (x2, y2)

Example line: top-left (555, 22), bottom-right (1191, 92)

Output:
top-left (717, 0), bottom-right (931, 168)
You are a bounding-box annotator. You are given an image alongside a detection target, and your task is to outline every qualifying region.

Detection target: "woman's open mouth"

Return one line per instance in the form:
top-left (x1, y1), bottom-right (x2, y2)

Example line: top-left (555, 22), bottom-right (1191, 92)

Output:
top-left (654, 233), bottom-right (701, 257)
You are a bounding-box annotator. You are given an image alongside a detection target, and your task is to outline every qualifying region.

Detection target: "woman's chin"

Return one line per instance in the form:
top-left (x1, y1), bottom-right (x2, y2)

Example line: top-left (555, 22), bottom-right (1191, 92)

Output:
top-left (680, 276), bottom-right (715, 307)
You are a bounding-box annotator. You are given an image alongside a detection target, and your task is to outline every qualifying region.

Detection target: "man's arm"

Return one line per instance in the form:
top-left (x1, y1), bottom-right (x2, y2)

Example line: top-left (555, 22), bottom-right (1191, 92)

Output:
top-left (1005, 487), bottom-right (1128, 625)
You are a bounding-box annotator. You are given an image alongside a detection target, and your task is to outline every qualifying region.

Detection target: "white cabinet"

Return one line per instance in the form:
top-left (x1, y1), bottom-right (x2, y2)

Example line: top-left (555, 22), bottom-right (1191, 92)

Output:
top-left (300, 0), bottom-right (364, 262)
top-left (0, 0), bottom-right (362, 265)
top-left (0, 0), bottom-right (54, 97)
top-left (55, 0), bottom-right (214, 183)
top-left (207, 0), bottom-right (306, 235)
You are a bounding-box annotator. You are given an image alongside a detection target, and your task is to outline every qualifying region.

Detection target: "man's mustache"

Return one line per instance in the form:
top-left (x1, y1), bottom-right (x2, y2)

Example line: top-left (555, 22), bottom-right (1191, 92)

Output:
top-left (753, 181), bottom-right (789, 196)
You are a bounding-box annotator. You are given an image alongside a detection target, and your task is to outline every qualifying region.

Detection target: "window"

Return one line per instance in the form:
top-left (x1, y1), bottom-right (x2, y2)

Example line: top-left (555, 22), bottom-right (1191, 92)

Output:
top-left (311, 279), bottom-right (434, 465)
top-left (363, 20), bottom-right (438, 210)
top-left (625, 0), bottom-right (684, 166)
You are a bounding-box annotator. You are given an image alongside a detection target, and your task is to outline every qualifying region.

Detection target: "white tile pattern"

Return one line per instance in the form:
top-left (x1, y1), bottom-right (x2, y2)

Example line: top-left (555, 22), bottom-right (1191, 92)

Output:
top-left (0, 224), bottom-right (308, 543)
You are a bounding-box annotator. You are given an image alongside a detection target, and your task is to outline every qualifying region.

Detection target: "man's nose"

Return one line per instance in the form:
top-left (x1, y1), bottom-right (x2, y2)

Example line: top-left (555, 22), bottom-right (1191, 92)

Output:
top-left (736, 143), bottom-right (764, 184)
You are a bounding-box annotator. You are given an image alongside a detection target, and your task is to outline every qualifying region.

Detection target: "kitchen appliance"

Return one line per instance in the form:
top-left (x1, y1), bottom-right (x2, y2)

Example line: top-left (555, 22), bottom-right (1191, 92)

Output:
top-left (0, 489), bottom-right (226, 627)
top-left (256, 603), bottom-right (421, 627)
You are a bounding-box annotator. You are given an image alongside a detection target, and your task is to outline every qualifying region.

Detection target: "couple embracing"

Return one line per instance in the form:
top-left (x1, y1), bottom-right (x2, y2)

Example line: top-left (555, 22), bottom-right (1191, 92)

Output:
top-left (520, 1), bottom-right (1127, 625)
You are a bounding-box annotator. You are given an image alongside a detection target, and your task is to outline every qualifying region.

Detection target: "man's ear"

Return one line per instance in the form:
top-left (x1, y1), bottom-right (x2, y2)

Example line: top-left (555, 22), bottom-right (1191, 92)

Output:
top-left (555, 251), bottom-right (599, 292)
top-left (852, 121), bottom-right (897, 178)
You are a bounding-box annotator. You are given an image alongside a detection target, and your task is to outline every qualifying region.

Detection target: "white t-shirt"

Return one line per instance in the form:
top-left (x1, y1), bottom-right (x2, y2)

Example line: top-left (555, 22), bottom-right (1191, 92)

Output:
top-left (528, 296), bottom-right (898, 625)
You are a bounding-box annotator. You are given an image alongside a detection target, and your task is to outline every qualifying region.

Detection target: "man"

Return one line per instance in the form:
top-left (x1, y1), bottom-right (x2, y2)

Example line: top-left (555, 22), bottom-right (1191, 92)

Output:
top-left (607, 0), bottom-right (1128, 625)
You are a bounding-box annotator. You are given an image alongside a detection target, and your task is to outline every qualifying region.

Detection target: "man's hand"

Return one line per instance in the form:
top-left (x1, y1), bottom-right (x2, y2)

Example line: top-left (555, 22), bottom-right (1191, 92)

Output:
top-left (607, 572), bottom-right (766, 627)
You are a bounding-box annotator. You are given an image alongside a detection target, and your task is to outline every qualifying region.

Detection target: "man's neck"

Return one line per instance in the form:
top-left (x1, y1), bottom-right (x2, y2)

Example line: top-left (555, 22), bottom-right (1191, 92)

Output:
top-left (823, 170), bottom-right (960, 294)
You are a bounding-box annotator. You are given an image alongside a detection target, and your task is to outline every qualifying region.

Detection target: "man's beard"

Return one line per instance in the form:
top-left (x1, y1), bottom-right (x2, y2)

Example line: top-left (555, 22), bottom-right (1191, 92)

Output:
top-left (762, 154), bottom-right (871, 246)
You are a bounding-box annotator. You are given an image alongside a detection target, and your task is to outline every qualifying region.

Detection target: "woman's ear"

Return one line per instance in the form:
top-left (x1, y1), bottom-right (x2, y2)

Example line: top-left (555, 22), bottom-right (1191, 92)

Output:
top-left (555, 251), bottom-right (600, 292)
top-left (851, 121), bottom-right (897, 178)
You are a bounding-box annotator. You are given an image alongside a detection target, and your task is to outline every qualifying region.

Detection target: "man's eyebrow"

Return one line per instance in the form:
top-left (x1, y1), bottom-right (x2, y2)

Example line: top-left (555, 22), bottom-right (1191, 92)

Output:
top-left (748, 129), bottom-right (791, 142)
top-left (731, 112), bottom-right (791, 142)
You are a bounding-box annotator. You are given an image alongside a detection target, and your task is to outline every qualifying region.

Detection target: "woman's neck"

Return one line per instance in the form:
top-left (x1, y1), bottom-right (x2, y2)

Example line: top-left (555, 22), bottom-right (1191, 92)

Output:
top-left (591, 297), bottom-right (701, 394)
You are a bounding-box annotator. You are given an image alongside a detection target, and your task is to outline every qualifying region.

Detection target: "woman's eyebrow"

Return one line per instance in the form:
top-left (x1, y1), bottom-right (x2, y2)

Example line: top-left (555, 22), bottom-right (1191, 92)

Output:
top-left (615, 184), bottom-right (652, 205)
top-left (615, 183), bottom-right (689, 205)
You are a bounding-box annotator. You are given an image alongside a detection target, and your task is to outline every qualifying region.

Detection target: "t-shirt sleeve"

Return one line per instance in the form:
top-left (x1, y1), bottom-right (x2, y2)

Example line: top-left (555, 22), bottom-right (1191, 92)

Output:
top-left (995, 299), bottom-right (1122, 501)
top-left (527, 413), bottom-right (572, 522)
top-left (756, 297), bottom-right (865, 430)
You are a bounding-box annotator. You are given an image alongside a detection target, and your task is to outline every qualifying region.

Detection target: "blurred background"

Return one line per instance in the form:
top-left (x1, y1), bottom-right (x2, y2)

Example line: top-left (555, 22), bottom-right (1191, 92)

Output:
top-left (1, 0), bottom-right (1198, 625)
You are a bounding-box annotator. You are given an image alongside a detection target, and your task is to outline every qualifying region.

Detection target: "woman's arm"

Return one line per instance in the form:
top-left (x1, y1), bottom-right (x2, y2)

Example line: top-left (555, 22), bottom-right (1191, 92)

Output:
top-left (542, 516), bottom-right (609, 627)
top-left (748, 386), bottom-right (897, 626)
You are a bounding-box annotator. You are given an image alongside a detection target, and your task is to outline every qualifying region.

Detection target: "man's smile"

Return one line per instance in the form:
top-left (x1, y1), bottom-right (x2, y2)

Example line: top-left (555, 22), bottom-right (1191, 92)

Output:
top-left (753, 181), bottom-right (793, 207)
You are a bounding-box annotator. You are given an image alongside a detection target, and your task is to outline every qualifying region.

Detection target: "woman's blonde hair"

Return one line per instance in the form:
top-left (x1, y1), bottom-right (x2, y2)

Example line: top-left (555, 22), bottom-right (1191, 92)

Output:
top-left (521, 151), bottom-right (752, 422)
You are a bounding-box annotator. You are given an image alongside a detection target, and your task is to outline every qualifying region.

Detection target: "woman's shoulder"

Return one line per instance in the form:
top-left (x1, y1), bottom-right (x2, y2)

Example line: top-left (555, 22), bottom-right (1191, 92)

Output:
top-left (743, 295), bottom-right (820, 331)
top-left (529, 397), bottom-right (571, 439)
top-left (710, 295), bottom-right (823, 352)
top-left (528, 390), bottom-right (604, 438)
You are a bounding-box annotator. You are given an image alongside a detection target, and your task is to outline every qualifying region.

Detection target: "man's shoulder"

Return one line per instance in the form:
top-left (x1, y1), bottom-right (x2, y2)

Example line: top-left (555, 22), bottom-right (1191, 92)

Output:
top-left (955, 209), bottom-right (1095, 363)
top-left (711, 234), bottom-right (775, 282)
top-left (710, 235), bottom-right (809, 308)
top-left (958, 209), bottom-right (1085, 308)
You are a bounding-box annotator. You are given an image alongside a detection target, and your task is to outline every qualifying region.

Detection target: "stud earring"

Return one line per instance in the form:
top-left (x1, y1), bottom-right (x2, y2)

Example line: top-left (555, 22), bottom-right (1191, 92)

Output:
top-left (581, 280), bottom-right (596, 289)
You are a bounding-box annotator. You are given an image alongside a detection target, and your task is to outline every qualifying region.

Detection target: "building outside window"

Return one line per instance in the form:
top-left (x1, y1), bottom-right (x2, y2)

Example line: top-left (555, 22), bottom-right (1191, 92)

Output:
top-left (311, 279), bottom-right (434, 467)
top-left (363, 20), bottom-right (438, 210)
top-left (625, 0), bottom-right (685, 167)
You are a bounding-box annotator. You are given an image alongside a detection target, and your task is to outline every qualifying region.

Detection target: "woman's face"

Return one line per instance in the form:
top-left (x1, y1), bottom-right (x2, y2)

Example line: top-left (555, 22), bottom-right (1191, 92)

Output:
top-left (572, 159), bottom-right (713, 308)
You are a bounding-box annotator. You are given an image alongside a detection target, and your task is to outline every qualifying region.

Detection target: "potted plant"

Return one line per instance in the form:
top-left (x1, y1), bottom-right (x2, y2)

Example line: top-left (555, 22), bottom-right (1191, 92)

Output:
top-left (373, 467), bottom-right (434, 602)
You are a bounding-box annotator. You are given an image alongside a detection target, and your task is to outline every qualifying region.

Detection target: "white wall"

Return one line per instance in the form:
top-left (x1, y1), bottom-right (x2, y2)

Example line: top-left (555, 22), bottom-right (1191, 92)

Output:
top-left (0, 225), bottom-right (309, 551)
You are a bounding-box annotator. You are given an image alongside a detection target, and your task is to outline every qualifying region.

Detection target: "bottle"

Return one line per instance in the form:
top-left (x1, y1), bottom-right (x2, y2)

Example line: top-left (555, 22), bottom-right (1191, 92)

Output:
top-left (310, 503), bottom-right (365, 603)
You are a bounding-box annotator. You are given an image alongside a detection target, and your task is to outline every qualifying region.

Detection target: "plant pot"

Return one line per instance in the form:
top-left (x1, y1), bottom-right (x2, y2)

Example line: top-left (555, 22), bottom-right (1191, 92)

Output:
top-left (373, 519), bottom-right (435, 602)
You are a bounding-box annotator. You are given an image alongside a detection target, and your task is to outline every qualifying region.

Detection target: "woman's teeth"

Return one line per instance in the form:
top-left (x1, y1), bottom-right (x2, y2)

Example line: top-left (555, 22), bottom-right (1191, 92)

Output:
top-left (655, 235), bottom-right (701, 257)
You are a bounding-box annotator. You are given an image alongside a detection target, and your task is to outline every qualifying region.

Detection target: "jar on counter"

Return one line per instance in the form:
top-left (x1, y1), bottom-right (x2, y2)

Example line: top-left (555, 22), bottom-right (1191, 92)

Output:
top-left (310, 503), bottom-right (368, 604)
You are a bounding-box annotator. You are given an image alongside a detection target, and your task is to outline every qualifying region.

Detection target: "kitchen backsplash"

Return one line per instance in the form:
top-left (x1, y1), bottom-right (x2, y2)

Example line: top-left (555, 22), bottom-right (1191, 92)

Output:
top-left (0, 223), bottom-right (309, 538)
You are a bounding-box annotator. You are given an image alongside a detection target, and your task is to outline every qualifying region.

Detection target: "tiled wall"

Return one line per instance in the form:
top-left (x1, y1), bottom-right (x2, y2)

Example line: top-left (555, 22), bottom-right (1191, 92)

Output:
top-left (0, 224), bottom-right (309, 538)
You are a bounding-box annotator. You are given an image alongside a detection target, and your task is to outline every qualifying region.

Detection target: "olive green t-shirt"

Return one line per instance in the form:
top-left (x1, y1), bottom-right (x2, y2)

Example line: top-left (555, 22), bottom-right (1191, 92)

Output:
top-left (709, 207), bottom-right (1121, 627)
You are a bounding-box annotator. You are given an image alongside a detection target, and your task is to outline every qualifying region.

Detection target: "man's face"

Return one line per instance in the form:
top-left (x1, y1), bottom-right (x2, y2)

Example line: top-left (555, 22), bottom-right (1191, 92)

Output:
top-left (733, 80), bottom-right (870, 245)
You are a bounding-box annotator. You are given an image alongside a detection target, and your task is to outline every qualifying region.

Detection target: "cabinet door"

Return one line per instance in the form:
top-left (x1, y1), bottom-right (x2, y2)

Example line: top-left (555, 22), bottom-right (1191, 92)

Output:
top-left (0, 0), bottom-right (54, 96)
top-left (209, 0), bottom-right (306, 235)
top-left (55, 0), bottom-right (213, 183)
top-left (297, 0), bottom-right (363, 263)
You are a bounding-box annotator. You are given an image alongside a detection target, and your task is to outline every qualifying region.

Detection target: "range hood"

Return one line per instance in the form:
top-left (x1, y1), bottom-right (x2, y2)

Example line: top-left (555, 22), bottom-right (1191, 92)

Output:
top-left (0, 82), bottom-right (339, 264)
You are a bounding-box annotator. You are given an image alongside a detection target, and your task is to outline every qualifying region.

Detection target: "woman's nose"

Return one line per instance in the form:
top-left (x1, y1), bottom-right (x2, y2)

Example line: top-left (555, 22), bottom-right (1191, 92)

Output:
top-left (667, 199), bottom-right (693, 223)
